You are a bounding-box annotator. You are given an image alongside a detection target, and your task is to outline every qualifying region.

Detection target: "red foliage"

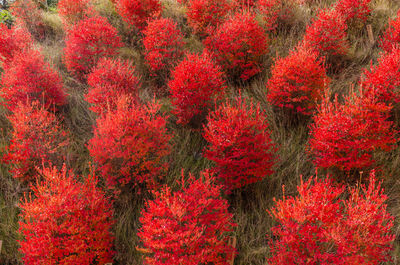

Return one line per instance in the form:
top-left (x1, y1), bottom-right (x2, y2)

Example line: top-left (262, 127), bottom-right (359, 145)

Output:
top-left (186, 0), bottom-right (232, 37)
top-left (308, 89), bottom-right (397, 172)
top-left (143, 17), bottom-right (184, 82)
top-left (116, 0), bottom-right (162, 31)
top-left (0, 22), bottom-right (32, 64)
top-left (267, 46), bottom-right (330, 116)
top-left (63, 16), bottom-right (123, 81)
top-left (380, 10), bottom-right (400, 52)
top-left (268, 172), bottom-right (395, 264)
top-left (57, 0), bottom-right (98, 29)
top-left (233, 0), bottom-right (257, 8)
top-left (302, 9), bottom-right (349, 58)
top-left (86, 58), bottom-right (141, 115)
top-left (19, 165), bottom-right (115, 264)
top-left (205, 12), bottom-right (268, 81)
top-left (10, 0), bottom-right (45, 40)
top-left (334, 0), bottom-right (372, 26)
top-left (361, 48), bottom-right (400, 106)
top-left (138, 170), bottom-right (236, 265)
top-left (257, 0), bottom-right (294, 31)
top-left (168, 51), bottom-right (226, 126)
top-left (3, 101), bottom-right (69, 182)
top-left (0, 49), bottom-right (67, 111)
top-left (88, 96), bottom-right (172, 191)
top-left (203, 96), bottom-right (277, 191)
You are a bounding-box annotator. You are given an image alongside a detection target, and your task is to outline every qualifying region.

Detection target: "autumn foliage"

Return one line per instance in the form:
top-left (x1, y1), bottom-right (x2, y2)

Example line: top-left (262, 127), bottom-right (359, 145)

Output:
top-left (138, 170), bottom-right (236, 265)
top-left (10, 0), bottom-right (45, 40)
top-left (257, 0), bottom-right (294, 31)
top-left (308, 90), bottom-right (397, 173)
top-left (88, 97), bottom-right (172, 191)
top-left (268, 172), bottom-right (395, 264)
top-left (0, 49), bottom-right (67, 111)
top-left (143, 17), bottom-right (184, 83)
top-left (116, 0), bottom-right (162, 31)
top-left (267, 46), bottom-right (330, 116)
top-left (205, 11), bottom-right (268, 81)
top-left (19, 165), bottom-right (115, 264)
top-left (57, 0), bottom-right (97, 28)
top-left (0, 22), bottom-right (32, 64)
top-left (86, 58), bottom-right (141, 115)
top-left (203, 96), bottom-right (276, 191)
top-left (186, 0), bottom-right (232, 37)
top-left (380, 10), bottom-right (400, 52)
top-left (335, 0), bottom-right (372, 26)
top-left (63, 16), bottom-right (123, 81)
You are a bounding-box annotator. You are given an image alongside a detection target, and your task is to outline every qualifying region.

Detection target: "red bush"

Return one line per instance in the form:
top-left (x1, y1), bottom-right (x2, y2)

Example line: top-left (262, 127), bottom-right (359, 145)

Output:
top-left (19, 165), bottom-right (115, 264)
top-left (308, 90), bottom-right (397, 172)
top-left (380, 10), bottom-right (400, 52)
top-left (88, 96), bottom-right (172, 191)
top-left (267, 46), bottom-right (330, 116)
top-left (168, 51), bottom-right (226, 126)
top-left (205, 11), bottom-right (268, 81)
top-left (187, 0), bottom-right (232, 37)
top-left (86, 58), bottom-right (141, 115)
top-left (10, 0), bottom-right (45, 40)
top-left (334, 0), bottom-right (372, 26)
top-left (116, 0), bottom-right (162, 31)
top-left (268, 172), bottom-right (394, 264)
top-left (58, 0), bottom-right (98, 29)
top-left (203, 96), bottom-right (277, 191)
top-left (138, 170), bottom-right (236, 265)
top-left (63, 16), bottom-right (123, 81)
top-left (3, 101), bottom-right (69, 182)
top-left (0, 49), bottom-right (67, 111)
top-left (360, 48), bottom-right (400, 106)
top-left (257, 0), bottom-right (294, 31)
top-left (143, 17), bottom-right (184, 82)
top-left (0, 22), bottom-right (32, 64)
top-left (302, 9), bottom-right (349, 58)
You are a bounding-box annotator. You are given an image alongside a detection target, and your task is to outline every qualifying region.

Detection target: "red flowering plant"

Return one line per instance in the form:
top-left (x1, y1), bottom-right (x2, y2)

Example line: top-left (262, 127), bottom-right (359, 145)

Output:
top-left (334, 0), bottom-right (372, 27)
top-left (19, 165), bottom-right (115, 264)
top-left (308, 89), bottom-right (397, 173)
top-left (138, 170), bottom-right (236, 264)
top-left (57, 0), bottom-right (98, 29)
top-left (267, 45), bottom-right (330, 116)
top-left (203, 96), bottom-right (277, 191)
top-left (88, 96), bottom-right (173, 191)
top-left (186, 0), bottom-right (232, 37)
top-left (205, 11), bottom-right (269, 81)
top-left (10, 0), bottom-right (45, 40)
top-left (86, 58), bottom-right (141, 115)
top-left (3, 101), bottom-right (69, 182)
top-left (143, 17), bottom-right (184, 85)
top-left (0, 21), bottom-right (32, 64)
top-left (380, 10), bottom-right (400, 52)
top-left (168, 51), bottom-right (226, 126)
top-left (0, 48), bottom-right (67, 112)
top-left (116, 0), bottom-right (162, 31)
top-left (268, 171), bottom-right (395, 264)
top-left (63, 16), bottom-right (123, 82)
top-left (257, 0), bottom-right (295, 31)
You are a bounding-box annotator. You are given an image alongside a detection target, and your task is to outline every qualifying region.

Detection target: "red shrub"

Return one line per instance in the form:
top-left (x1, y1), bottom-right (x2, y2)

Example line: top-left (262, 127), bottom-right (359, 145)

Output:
top-left (186, 0), bottom-right (232, 37)
top-left (380, 10), bottom-right (400, 52)
top-left (86, 58), bottom-right (141, 115)
top-left (169, 51), bottom-right (226, 126)
top-left (205, 12), bottom-right (268, 81)
top-left (233, 0), bottom-right (257, 8)
top-left (63, 16), bottom-right (123, 81)
top-left (58, 0), bottom-right (98, 29)
top-left (267, 46), bottom-right (330, 116)
top-left (268, 172), bottom-right (394, 264)
top-left (203, 96), bottom-right (277, 191)
top-left (0, 22), bottom-right (32, 64)
top-left (19, 165), bottom-right (115, 264)
top-left (360, 48), bottom-right (400, 106)
top-left (0, 49), bottom-right (67, 111)
top-left (3, 101), bottom-right (69, 182)
top-left (334, 0), bottom-right (372, 26)
top-left (308, 90), bottom-right (397, 172)
top-left (138, 170), bottom-right (236, 265)
top-left (143, 17), bottom-right (184, 82)
top-left (257, 0), bottom-right (294, 31)
top-left (88, 96), bottom-right (172, 191)
top-left (302, 9), bottom-right (349, 58)
top-left (116, 0), bottom-right (162, 31)
top-left (10, 0), bottom-right (45, 40)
